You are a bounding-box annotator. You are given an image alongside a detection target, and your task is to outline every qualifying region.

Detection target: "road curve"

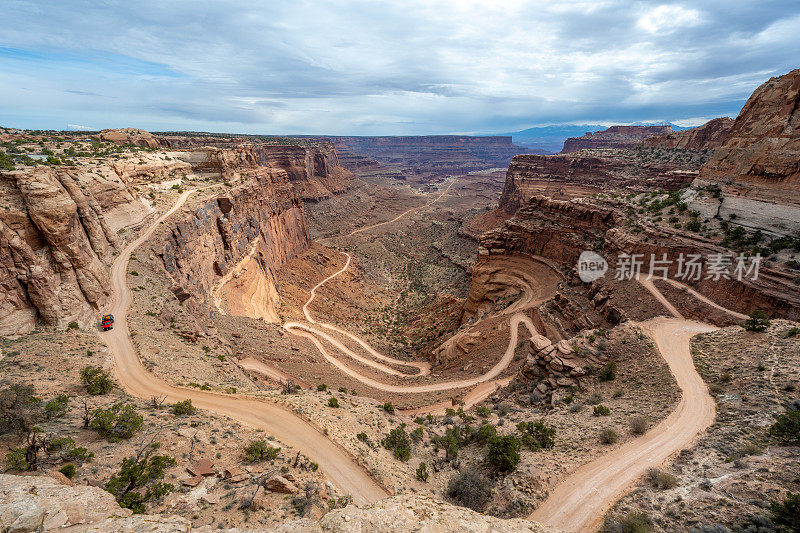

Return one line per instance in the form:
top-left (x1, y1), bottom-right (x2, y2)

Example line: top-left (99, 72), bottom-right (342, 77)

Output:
top-left (99, 188), bottom-right (389, 505)
top-left (529, 317), bottom-right (717, 531)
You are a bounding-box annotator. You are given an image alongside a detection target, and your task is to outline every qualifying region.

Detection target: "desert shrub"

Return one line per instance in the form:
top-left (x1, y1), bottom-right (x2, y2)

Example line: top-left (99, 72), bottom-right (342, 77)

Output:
top-left (475, 424), bottom-right (497, 446)
top-left (47, 436), bottom-right (92, 463)
top-left (80, 366), bottom-right (114, 395)
top-left (171, 399), bottom-right (195, 416)
top-left (447, 471), bottom-right (492, 511)
top-left (244, 440), bottom-right (280, 462)
top-left (629, 416), bottom-right (649, 435)
top-left (597, 361), bottom-right (617, 382)
top-left (410, 426), bottom-right (423, 442)
top-left (327, 397), bottom-right (339, 408)
top-left (602, 511), bottom-right (653, 533)
top-left (741, 310), bottom-right (771, 332)
top-left (445, 408), bottom-right (456, 416)
top-left (59, 463), bottom-right (76, 479)
top-left (784, 326), bottom-right (800, 338)
top-left (770, 491), bottom-right (800, 531)
top-left (413, 416), bottom-right (426, 425)
top-left (317, 384), bottom-right (327, 391)
top-left (646, 467), bottom-right (678, 489)
top-left (496, 403), bottom-right (511, 416)
top-left (476, 405), bottom-right (491, 418)
top-left (356, 432), bottom-right (370, 444)
top-left (599, 428), bottom-right (619, 444)
top-left (67, 321), bottom-right (79, 330)
top-left (416, 462), bottom-right (429, 482)
top-left (382, 402), bottom-right (395, 414)
top-left (593, 405), bottom-right (611, 417)
top-left (770, 406), bottom-right (800, 445)
top-left (382, 425), bottom-right (411, 461)
top-left (5, 447), bottom-right (28, 470)
top-left (432, 425), bottom-right (462, 460)
top-left (44, 394), bottom-right (69, 420)
top-left (516, 420), bottom-right (555, 450)
top-left (0, 384), bottom-right (44, 435)
top-left (90, 403), bottom-right (142, 442)
top-left (588, 392), bottom-right (603, 405)
top-left (105, 443), bottom-right (175, 513)
top-left (486, 435), bottom-right (521, 472)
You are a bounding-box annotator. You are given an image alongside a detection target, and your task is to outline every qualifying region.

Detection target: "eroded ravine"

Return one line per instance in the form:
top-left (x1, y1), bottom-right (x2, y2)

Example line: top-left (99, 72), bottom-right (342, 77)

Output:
top-left (99, 187), bottom-right (389, 505)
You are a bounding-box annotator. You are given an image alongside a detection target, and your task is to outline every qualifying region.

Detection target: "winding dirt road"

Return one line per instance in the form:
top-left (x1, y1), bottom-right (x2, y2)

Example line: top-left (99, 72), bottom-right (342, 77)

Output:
top-left (530, 275), bottom-right (748, 531)
top-left (529, 316), bottom-right (717, 531)
top-left (99, 188), bottom-right (389, 505)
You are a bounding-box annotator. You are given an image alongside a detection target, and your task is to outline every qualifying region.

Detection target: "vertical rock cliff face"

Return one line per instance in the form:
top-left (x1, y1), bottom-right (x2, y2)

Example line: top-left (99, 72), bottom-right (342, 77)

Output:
top-left (642, 118), bottom-right (733, 150)
top-left (0, 167), bottom-right (148, 336)
top-left (699, 69), bottom-right (800, 205)
top-left (561, 125), bottom-right (673, 153)
top-left (476, 195), bottom-right (800, 320)
top-left (158, 153), bottom-right (310, 311)
top-left (167, 138), bottom-right (354, 202)
top-left (498, 154), bottom-right (694, 213)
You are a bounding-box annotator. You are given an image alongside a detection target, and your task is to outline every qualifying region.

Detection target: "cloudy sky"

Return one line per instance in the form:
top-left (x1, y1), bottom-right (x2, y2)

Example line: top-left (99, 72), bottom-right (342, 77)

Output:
top-left (1, 0), bottom-right (798, 135)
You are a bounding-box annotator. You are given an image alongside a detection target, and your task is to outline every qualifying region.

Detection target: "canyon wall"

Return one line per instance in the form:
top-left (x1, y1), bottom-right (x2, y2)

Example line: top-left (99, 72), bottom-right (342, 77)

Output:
top-left (477, 195), bottom-right (800, 320)
top-left (331, 135), bottom-right (529, 174)
top-left (642, 117), bottom-right (733, 150)
top-left (167, 137), bottom-right (354, 202)
top-left (688, 69), bottom-right (800, 235)
top-left (499, 153), bottom-right (694, 212)
top-left (561, 125), bottom-right (672, 153)
top-left (699, 69), bottom-right (800, 205)
top-left (159, 150), bottom-right (310, 311)
top-left (0, 166), bottom-right (151, 336)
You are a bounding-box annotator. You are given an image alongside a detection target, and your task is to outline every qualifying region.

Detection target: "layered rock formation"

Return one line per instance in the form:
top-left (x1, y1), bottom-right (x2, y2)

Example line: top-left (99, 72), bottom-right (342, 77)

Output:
top-left (561, 125), bottom-right (673, 153)
top-left (698, 69), bottom-right (800, 205)
top-left (168, 137), bottom-right (354, 202)
top-left (159, 151), bottom-right (310, 313)
top-left (332, 135), bottom-right (529, 175)
top-left (98, 128), bottom-right (163, 148)
top-left (0, 166), bottom-right (150, 336)
top-left (642, 118), bottom-right (733, 150)
top-left (478, 195), bottom-right (800, 320)
top-left (499, 154), bottom-right (694, 212)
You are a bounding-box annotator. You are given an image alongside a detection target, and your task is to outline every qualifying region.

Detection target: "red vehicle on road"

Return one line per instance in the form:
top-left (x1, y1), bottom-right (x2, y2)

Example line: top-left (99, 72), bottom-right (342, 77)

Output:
top-left (100, 314), bottom-right (114, 331)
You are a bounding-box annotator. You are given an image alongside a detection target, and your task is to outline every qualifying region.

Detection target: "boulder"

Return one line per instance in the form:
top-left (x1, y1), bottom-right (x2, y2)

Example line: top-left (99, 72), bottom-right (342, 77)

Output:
top-left (265, 475), bottom-right (298, 494)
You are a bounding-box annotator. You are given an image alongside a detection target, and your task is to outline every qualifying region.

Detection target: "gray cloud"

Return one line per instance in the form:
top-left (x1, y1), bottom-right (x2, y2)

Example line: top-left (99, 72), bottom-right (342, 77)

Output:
top-left (0, 0), bottom-right (797, 134)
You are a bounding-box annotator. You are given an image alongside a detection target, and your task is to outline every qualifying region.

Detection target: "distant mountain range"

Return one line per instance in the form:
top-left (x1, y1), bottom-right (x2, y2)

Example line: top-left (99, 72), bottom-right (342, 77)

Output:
top-left (494, 122), bottom-right (694, 153)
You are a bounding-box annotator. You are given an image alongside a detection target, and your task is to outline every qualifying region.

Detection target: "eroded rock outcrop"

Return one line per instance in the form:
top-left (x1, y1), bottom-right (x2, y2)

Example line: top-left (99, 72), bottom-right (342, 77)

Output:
top-left (476, 195), bottom-right (800, 320)
top-left (159, 159), bottom-right (310, 312)
top-left (499, 154), bottom-right (694, 212)
top-left (0, 166), bottom-right (146, 336)
top-left (700, 69), bottom-right (800, 204)
top-left (561, 125), bottom-right (672, 153)
top-left (0, 474), bottom-right (560, 533)
top-left (98, 128), bottom-right (163, 148)
top-left (642, 117), bottom-right (733, 150)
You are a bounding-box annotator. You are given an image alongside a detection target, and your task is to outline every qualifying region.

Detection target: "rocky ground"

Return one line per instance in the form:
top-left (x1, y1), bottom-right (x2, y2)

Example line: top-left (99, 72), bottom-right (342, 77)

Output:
top-left (604, 320), bottom-right (800, 531)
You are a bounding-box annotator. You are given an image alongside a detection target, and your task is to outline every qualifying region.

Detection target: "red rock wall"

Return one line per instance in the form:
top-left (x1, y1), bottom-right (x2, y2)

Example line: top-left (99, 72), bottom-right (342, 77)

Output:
top-left (642, 118), bottom-right (733, 150)
top-left (700, 69), bottom-right (800, 205)
top-left (562, 125), bottom-right (673, 153)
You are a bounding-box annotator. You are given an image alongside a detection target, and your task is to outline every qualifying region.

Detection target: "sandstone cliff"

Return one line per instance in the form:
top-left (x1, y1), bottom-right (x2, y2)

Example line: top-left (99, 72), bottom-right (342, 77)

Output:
top-left (561, 125), bottom-right (673, 153)
top-left (475, 195), bottom-right (800, 320)
top-left (0, 166), bottom-right (151, 336)
top-left (98, 128), bottom-right (164, 148)
top-left (0, 474), bottom-right (560, 532)
top-left (642, 117), bottom-right (733, 150)
top-left (499, 153), bottom-right (694, 212)
top-left (166, 137), bottom-right (354, 202)
top-left (699, 69), bottom-right (800, 205)
top-left (159, 153), bottom-right (310, 314)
